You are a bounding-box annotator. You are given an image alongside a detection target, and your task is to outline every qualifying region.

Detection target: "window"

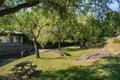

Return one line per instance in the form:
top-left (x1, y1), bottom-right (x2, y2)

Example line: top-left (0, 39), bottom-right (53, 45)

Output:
top-left (15, 36), bottom-right (21, 43)
top-left (0, 37), bottom-right (4, 43)
top-left (9, 36), bottom-right (13, 43)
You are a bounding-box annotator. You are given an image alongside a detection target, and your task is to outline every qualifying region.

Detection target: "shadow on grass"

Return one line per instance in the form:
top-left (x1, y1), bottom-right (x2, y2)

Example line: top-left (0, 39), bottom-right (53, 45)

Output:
top-left (40, 57), bottom-right (71, 60)
top-left (29, 56), bottom-right (120, 80)
top-left (62, 44), bottom-right (105, 52)
top-left (63, 47), bottom-right (81, 52)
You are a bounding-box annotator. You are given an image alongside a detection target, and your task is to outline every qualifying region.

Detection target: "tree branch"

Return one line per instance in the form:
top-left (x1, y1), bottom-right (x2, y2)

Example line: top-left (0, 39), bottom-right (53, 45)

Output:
top-left (0, 1), bottom-right (40, 17)
top-left (35, 25), bottom-right (43, 38)
top-left (0, 0), bottom-right (4, 6)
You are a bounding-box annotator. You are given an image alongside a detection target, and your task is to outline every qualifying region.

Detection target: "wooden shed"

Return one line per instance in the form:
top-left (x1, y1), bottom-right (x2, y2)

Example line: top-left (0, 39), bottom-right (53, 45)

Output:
top-left (0, 31), bottom-right (23, 44)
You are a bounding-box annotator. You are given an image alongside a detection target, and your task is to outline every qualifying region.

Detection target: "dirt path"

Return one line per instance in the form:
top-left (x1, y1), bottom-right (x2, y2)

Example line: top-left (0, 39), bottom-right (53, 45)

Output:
top-left (39, 49), bottom-right (58, 53)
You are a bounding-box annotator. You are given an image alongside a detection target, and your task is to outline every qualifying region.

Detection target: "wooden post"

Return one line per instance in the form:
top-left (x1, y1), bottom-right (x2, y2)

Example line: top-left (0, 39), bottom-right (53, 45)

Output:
top-left (21, 51), bottom-right (24, 58)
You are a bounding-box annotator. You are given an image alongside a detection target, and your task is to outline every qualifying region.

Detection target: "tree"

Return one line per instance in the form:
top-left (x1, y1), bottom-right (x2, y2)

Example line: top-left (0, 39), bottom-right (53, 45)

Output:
top-left (102, 11), bottom-right (120, 37)
top-left (65, 14), bottom-right (82, 46)
top-left (47, 18), bottom-right (67, 50)
top-left (0, 13), bottom-right (17, 31)
top-left (1, 0), bottom-right (119, 50)
top-left (0, 0), bottom-right (40, 17)
top-left (0, 0), bottom-right (114, 17)
top-left (16, 9), bottom-right (48, 58)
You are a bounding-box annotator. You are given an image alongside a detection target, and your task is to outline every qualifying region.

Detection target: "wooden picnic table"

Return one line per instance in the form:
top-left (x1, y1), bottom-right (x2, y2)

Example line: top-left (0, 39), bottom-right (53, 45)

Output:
top-left (10, 61), bottom-right (37, 76)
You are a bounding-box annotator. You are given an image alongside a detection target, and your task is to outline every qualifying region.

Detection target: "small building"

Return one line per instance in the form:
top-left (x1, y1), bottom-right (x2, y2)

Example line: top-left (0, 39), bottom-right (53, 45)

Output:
top-left (0, 31), bottom-right (34, 56)
top-left (0, 31), bottom-right (23, 44)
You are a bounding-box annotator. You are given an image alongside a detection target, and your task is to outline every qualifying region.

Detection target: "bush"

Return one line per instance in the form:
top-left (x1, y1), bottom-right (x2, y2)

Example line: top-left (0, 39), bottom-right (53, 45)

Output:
top-left (0, 75), bottom-right (9, 80)
top-left (103, 37), bottom-right (111, 41)
top-left (113, 38), bottom-right (120, 43)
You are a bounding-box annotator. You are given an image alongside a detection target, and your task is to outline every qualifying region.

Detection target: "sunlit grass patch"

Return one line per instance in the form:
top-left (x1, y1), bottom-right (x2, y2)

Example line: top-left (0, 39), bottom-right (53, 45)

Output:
top-left (0, 47), bottom-right (120, 80)
top-left (0, 47), bottom-right (97, 75)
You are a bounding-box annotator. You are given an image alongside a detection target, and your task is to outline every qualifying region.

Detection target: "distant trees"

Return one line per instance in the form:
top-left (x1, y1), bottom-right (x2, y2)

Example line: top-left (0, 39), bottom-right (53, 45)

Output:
top-left (0, 14), bottom-right (16, 30)
top-left (38, 11), bottom-right (70, 50)
top-left (102, 11), bottom-right (120, 37)
top-left (1, 0), bottom-right (120, 58)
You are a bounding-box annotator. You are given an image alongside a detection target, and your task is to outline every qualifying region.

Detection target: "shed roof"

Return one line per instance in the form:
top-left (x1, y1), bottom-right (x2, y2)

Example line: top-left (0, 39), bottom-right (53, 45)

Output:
top-left (0, 30), bottom-right (23, 36)
top-left (5, 31), bottom-right (23, 34)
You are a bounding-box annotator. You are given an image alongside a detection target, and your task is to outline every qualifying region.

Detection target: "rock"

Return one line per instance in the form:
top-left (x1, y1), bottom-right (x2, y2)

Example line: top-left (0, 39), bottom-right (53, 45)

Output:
top-left (77, 50), bottom-right (112, 61)
top-left (116, 35), bottom-right (120, 39)
top-left (58, 50), bottom-right (71, 56)
top-left (116, 50), bottom-right (120, 55)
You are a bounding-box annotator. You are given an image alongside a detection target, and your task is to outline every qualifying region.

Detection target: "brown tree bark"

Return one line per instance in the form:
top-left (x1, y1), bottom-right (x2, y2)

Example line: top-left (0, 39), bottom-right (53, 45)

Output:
top-left (0, 0), bottom-right (4, 6)
top-left (33, 38), bottom-right (40, 58)
top-left (0, 1), bottom-right (40, 17)
top-left (0, 0), bottom-right (65, 17)
top-left (58, 39), bottom-right (61, 50)
top-left (30, 23), bottom-right (43, 58)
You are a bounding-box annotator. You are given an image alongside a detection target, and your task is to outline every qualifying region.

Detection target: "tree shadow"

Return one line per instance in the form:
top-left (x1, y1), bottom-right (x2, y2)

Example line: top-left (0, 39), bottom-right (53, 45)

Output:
top-left (96, 56), bottom-right (120, 80)
top-left (30, 56), bottom-right (120, 80)
top-left (63, 47), bottom-right (81, 52)
top-left (40, 57), bottom-right (70, 60)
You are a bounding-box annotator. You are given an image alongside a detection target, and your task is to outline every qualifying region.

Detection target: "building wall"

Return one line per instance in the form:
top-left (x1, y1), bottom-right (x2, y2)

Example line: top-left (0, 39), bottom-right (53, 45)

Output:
top-left (0, 36), bottom-right (23, 43)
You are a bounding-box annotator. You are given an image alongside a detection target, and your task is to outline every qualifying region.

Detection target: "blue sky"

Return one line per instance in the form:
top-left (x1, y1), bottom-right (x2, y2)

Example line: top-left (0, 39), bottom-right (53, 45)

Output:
top-left (109, 1), bottom-right (119, 11)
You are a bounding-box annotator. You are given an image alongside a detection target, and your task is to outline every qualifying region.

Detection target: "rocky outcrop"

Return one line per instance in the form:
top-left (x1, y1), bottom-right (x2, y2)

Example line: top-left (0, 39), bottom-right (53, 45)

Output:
top-left (77, 50), bottom-right (112, 61)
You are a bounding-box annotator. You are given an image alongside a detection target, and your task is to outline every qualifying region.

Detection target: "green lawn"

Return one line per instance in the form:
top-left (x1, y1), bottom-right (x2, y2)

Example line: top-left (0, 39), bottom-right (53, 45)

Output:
top-left (0, 47), bottom-right (120, 80)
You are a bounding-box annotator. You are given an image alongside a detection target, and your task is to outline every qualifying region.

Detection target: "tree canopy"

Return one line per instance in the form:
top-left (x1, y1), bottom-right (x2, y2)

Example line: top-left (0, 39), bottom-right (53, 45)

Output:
top-left (0, 0), bottom-right (118, 17)
top-left (0, 0), bottom-right (120, 58)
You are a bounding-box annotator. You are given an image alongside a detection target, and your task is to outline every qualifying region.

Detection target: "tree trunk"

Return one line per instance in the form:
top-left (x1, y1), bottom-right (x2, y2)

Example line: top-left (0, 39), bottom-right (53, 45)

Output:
top-left (73, 39), bottom-right (77, 46)
top-left (58, 39), bottom-right (61, 50)
top-left (33, 39), bottom-right (40, 58)
top-left (74, 42), bottom-right (77, 46)
top-left (0, 0), bottom-right (4, 6)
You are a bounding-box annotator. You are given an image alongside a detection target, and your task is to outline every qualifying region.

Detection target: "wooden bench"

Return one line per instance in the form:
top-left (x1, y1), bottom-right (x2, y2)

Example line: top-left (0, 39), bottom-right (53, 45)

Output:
top-left (25, 65), bottom-right (37, 74)
top-left (10, 66), bottom-right (18, 76)
top-left (31, 65), bottom-right (37, 71)
top-left (10, 61), bottom-right (38, 77)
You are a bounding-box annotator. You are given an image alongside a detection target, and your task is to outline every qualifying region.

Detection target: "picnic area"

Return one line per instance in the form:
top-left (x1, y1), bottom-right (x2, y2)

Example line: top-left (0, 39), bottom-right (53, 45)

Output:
top-left (10, 61), bottom-right (37, 77)
top-left (1, 42), bottom-right (120, 80)
top-left (0, 0), bottom-right (120, 80)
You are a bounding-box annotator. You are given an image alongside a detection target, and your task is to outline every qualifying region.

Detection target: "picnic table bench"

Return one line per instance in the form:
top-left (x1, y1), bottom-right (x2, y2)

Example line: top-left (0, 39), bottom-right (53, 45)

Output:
top-left (10, 61), bottom-right (37, 77)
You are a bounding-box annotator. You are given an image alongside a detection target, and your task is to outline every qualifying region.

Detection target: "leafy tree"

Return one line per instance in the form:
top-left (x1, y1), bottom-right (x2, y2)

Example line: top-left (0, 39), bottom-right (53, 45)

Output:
top-left (64, 14), bottom-right (82, 46)
top-left (47, 17), bottom-right (67, 50)
top-left (102, 11), bottom-right (120, 37)
top-left (39, 10), bottom-right (76, 50)
top-left (0, 0), bottom-right (120, 53)
top-left (72, 13), bottom-right (103, 48)
top-left (16, 9), bottom-right (49, 58)
top-left (0, 14), bottom-right (17, 31)
top-left (0, 0), bottom-right (114, 17)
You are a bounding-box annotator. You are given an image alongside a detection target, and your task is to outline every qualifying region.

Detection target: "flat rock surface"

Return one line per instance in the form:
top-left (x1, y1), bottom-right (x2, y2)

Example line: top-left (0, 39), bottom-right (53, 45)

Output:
top-left (77, 49), bottom-right (112, 61)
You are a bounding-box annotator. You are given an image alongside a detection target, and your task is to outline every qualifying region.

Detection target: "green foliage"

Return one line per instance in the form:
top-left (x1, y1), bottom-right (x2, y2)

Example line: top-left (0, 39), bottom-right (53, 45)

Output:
top-left (0, 14), bottom-right (16, 30)
top-left (15, 8), bottom-right (49, 39)
top-left (0, 0), bottom-right (120, 48)
top-left (0, 76), bottom-right (9, 80)
top-left (38, 27), bottom-right (56, 48)
top-left (103, 37), bottom-right (111, 40)
top-left (102, 11), bottom-right (120, 37)
top-left (113, 38), bottom-right (120, 43)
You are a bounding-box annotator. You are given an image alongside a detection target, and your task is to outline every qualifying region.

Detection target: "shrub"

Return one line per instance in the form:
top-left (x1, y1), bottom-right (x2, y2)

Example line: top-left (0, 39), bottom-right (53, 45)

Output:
top-left (0, 75), bottom-right (9, 80)
top-left (113, 38), bottom-right (120, 43)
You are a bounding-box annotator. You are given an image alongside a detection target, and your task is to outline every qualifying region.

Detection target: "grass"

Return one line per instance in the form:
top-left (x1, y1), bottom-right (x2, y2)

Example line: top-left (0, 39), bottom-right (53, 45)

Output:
top-left (104, 38), bottom-right (120, 55)
top-left (0, 47), bottom-right (96, 74)
top-left (113, 38), bottom-right (120, 43)
top-left (0, 46), bottom-right (120, 80)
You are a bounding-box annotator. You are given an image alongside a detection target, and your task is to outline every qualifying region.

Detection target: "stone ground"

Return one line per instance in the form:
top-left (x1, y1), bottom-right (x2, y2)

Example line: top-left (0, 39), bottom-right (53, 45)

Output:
top-left (77, 49), bottom-right (112, 61)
